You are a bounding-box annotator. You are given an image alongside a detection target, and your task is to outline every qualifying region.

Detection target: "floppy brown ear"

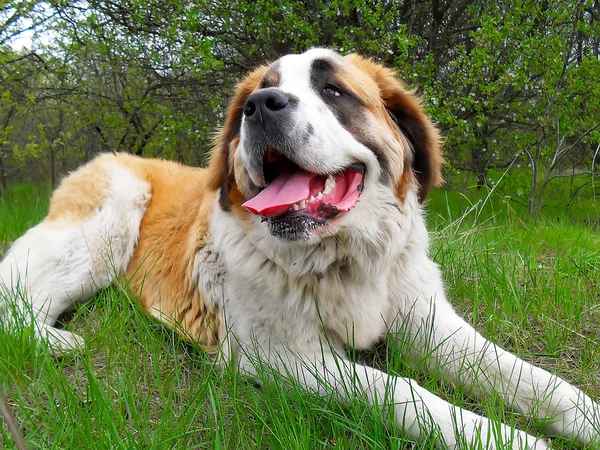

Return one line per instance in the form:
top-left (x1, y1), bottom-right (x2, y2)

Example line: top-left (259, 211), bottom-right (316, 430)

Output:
top-left (346, 54), bottom-right (444, 203)
top-left (207, 65), bottom-right (269, 210)
top-left (382, 78), bottom-right (444, 202)
top-left (384, 86), bottom-right (445, 203)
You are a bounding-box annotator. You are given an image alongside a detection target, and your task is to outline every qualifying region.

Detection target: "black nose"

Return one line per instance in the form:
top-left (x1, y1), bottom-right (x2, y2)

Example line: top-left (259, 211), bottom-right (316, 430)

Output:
top-left (243, 88), bottom-right (289, 124)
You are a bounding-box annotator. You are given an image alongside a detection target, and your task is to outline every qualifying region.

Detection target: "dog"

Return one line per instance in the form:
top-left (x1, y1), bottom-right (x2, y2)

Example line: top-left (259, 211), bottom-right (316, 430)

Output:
top-left (1, 48), bottom-right (598, 449)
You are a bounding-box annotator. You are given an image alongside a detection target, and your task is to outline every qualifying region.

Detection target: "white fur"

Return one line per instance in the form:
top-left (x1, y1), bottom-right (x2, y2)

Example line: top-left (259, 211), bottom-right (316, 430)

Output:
top-left (0, 164), bottom-right (150, 350)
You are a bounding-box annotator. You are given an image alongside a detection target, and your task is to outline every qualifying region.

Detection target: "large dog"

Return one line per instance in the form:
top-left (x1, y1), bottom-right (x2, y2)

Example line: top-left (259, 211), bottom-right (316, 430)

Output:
top-left (0, 49), bottom-right (598, 448)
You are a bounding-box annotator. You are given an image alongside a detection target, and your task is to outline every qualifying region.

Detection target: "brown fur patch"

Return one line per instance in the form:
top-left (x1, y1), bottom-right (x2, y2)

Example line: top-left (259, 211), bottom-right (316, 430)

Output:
top-left (260, 64), bottom-right (281, 89)
top-left (46, 156), bottom-right (111, 224)
top-left (396, 169), bottom-right (412, 204)
top-left (121, 156), bottom-right (224, 354)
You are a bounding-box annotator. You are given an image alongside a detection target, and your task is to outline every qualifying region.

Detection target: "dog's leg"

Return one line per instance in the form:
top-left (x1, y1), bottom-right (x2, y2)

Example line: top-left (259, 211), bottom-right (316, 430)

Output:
top-left (0, 223), bottom-right (96, 350)
top-left (0, 160), bottom-right (151, 351)
top-left (390, 255), bottom-right (600, 446)
top-left (238, 345), bottom-right (547, 449)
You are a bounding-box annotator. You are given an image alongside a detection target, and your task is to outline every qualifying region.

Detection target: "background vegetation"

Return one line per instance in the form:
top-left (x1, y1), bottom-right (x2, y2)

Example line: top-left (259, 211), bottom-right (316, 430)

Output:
top-left (0, 0), bottom-right (599, 216)
top-left (1, 1), bottom-right (599, 449)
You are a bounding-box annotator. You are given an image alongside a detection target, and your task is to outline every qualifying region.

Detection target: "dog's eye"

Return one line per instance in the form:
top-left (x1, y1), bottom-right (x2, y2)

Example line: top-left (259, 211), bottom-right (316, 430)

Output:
top-left (323, 84), bottom-right (342, 97)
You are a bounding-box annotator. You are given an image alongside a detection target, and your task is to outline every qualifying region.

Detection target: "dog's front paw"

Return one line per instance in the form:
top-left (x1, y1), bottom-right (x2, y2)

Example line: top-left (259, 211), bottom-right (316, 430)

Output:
top-left (541, 384), bottom-right (600, 446)
top-left (445, 407), bottom-right (550, 450)
top-left (43, 326), bottom-right (85, 354)
top-left (516, 435), bottom-right (551, 450)
top-left (485, 428), bottom-right (550, 450)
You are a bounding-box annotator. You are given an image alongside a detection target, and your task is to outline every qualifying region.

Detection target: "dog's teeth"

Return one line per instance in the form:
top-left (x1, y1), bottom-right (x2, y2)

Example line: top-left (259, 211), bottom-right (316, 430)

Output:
top-left (323, 175), bottom-right (336, 195)
top-left (293, 203), bottom-right (299, 211)
top-left (309, 196), bottom-right (316, 202)
top-left (299, 200), bottom-right (306, 208)
top-left (316, 192), bottom-right (324, 199)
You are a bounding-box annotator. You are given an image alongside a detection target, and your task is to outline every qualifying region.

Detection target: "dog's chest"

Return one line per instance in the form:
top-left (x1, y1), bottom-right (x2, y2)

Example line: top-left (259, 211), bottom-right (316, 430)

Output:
top-left (315, 269), bottom-right (392, 349)
top-left (224, 259), bottom-right (392, 351)
top-left (207, 209), bottom-right (400, 351)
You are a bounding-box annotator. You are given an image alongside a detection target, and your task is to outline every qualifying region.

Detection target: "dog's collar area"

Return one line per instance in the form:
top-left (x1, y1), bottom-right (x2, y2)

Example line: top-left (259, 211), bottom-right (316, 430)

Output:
top-left (243, 147), bottom-right (366, 220)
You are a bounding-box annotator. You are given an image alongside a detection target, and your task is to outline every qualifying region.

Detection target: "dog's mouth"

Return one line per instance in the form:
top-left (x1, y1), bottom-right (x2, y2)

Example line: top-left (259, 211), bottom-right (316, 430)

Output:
top-left (242, 147), bottom-right (366, 221)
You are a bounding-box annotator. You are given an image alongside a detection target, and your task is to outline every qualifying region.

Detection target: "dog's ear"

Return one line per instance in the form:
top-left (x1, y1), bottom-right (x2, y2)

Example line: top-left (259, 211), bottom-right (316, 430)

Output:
top-left (347, 55), bottom-right (444, 203)
top-left (207, 65), bottom-right (269, 211)
top-left (379, 70), bottom-right (444, 203)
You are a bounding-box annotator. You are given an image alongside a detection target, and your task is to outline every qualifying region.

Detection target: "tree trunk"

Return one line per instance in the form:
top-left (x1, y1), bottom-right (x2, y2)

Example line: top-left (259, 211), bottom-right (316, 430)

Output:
top-left (50, 147), bottom-right (56, 189)
top-left (0, 106), bottom-right (17, 196)
top-left (477, 172), bottom-right (486, 190)
top-left (0, 150), bottom-right (6, 196)
top-left (429, 0), bottom-right (444, 79)
top-left (472, 131), bottom-right (489, 190)
top-left (49, 108), bottom-right (65, 188)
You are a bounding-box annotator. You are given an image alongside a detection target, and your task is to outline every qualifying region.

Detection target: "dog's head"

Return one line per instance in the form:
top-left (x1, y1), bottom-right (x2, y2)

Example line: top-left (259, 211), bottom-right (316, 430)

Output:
top-left (208, 48), bottom-right (443, 243)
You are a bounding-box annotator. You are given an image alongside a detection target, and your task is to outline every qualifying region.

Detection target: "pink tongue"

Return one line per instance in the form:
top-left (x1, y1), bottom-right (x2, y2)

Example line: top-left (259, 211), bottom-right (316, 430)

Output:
top-left (242, 171), bottom-right (317, 218)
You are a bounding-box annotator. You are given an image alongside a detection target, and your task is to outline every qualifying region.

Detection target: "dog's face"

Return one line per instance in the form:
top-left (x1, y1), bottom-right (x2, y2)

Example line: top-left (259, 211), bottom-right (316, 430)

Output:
top-left (209, 48), bottom-right (443, 243)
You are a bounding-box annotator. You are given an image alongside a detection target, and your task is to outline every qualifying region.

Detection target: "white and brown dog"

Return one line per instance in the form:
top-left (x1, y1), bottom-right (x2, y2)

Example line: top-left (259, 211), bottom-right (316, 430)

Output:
top-left (1, 49), bottom-right (598, 448)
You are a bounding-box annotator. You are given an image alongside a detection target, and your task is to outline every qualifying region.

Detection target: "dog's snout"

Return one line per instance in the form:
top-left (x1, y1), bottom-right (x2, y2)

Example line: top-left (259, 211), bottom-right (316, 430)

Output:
top-left (244, 88), bottom-right (289, 124)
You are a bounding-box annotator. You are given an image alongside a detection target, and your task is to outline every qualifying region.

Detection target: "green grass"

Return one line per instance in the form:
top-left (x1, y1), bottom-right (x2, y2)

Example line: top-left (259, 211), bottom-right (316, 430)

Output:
top-left (0, 178), bottom-right (599, 449)
top-left (0, 184), bottom-right (51, 250)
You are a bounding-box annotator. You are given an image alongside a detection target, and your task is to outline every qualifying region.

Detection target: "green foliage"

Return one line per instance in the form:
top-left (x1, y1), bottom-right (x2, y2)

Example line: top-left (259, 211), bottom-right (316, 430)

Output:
top-left (0, 183), bottom-right (49, 246)
top-left (0, 0), bottom-right (598, 211)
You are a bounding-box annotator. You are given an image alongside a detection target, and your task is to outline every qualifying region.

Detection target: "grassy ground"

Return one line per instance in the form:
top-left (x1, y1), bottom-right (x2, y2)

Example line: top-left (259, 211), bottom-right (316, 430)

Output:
top-left (0, 176), bottom-right (599, 449)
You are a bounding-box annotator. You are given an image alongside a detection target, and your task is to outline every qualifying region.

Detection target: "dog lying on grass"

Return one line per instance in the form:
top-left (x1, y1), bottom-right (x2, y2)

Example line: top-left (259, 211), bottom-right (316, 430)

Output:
top-left (1, 48), bottom-right (598, 448)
